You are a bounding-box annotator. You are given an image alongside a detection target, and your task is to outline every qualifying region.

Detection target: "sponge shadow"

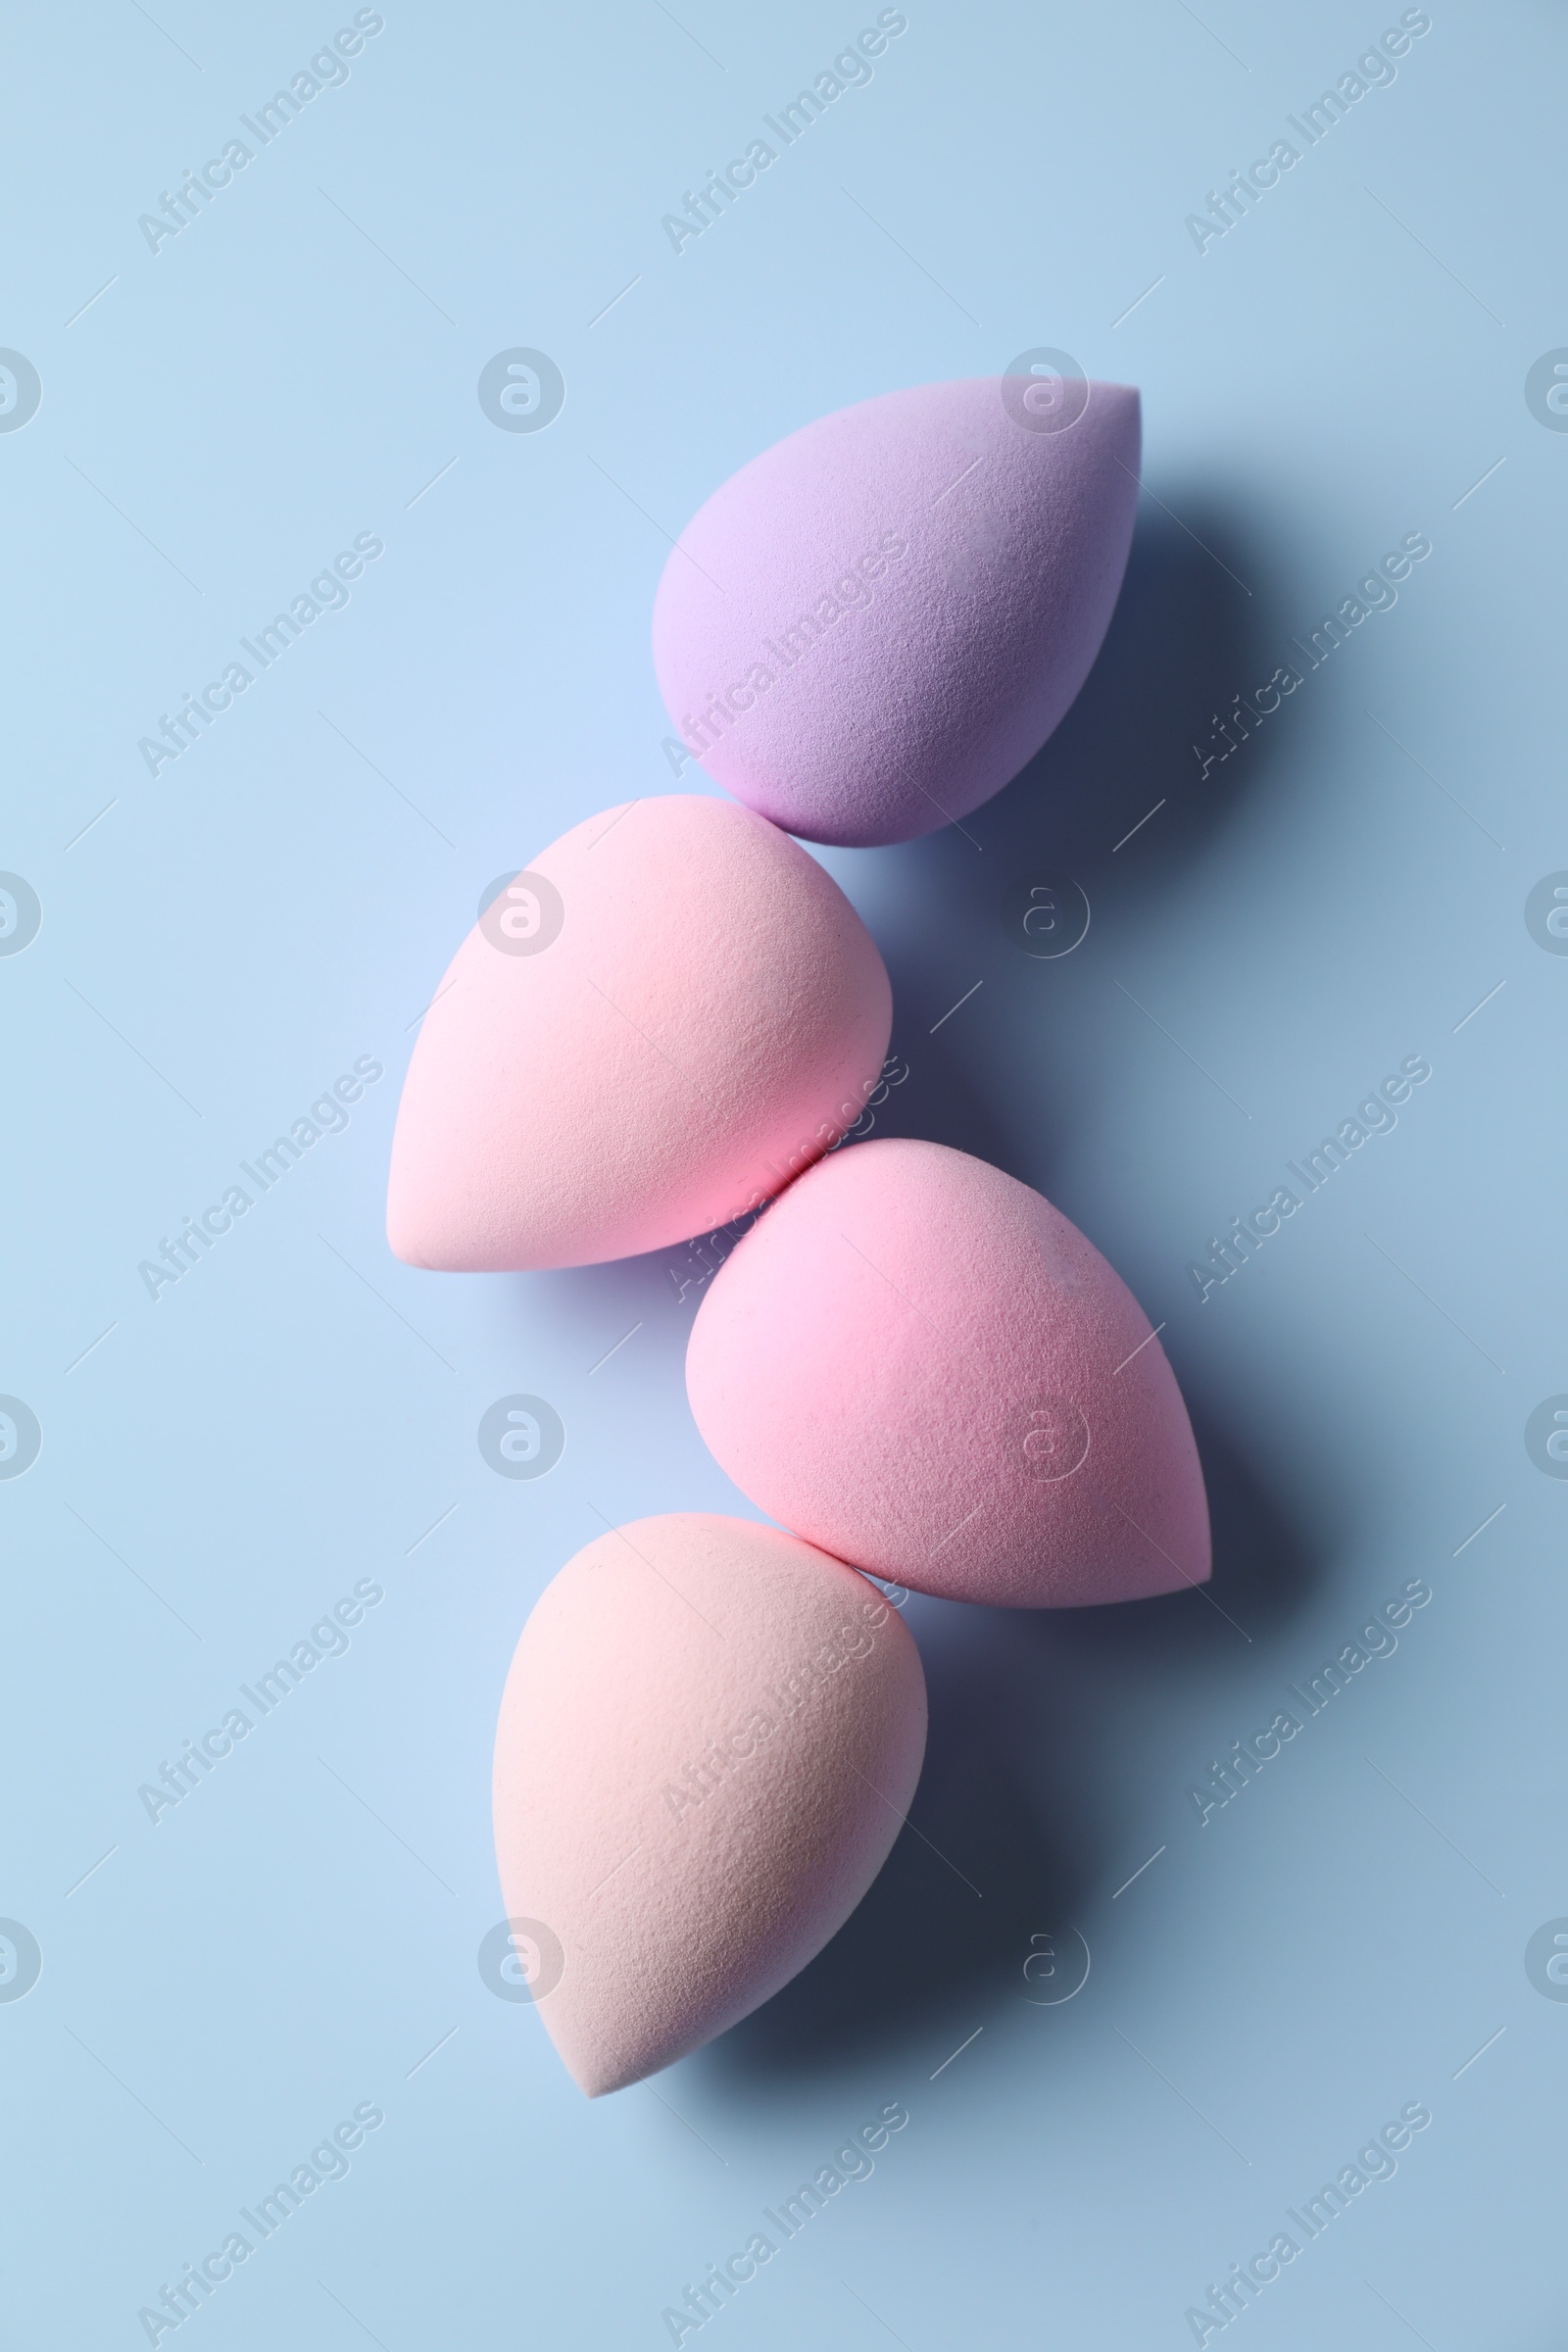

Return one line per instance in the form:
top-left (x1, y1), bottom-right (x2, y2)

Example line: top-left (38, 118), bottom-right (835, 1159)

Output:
top-left (937, 490), bottom-right (1282, 897)
top-left (697, 1377), bottom-right (1333, 2091)
top-left (858, 494), bottom-right (1287, 1181)
top-left (695, 1593), bottom-right (1092, 2088)
top-left (692, 499), bottom-right (1338, 2093)
top-left (1041, 1406), bottom-right (1334, 1672)
top-left (548, 490), bottom-right (1334, 2098)
top-left (993, 487), bottom-right (1283, 875)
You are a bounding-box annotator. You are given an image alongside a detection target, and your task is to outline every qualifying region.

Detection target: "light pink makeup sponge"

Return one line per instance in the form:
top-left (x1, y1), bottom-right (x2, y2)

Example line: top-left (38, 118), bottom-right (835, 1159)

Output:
top-left (652, 375), bottom-right (1141, 847)
top-left (491, 1513), bottom-right (926, 2094)
top-left (386, 796), bottom-right (892, 1270)
top-left (686, 1140), bottom-right (1209, 1609)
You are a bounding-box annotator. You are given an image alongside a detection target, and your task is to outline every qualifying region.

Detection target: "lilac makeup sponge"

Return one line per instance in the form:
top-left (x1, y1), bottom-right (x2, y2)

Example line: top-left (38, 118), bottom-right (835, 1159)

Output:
top-left (686, 1140), bottom-right (1210, 1609)
top-left (491, 1513), bottom-right (927, 2095)
top-left (386, 795), bottom-right (891, 1270)
top-left (652, 375), bottom-right (1141, 848)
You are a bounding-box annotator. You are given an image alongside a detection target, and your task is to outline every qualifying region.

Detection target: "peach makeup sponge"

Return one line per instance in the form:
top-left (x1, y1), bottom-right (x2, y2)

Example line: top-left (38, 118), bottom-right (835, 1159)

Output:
top-left (652, 374), bottom-right (1141, 848)
top-left (491, 1513), bottom-right (926, 2094)
top-left (686, 1140), bottom-right (1209, 1609)
top-left (386, 795), bottom-right (892, 1270)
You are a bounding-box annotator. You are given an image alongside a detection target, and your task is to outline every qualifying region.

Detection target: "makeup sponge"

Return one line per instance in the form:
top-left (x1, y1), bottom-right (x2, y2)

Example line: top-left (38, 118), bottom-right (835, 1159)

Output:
top-left (491, 1513), bottom-right (926, 2094)
top-left (386, 795), bottom-right (892, 1270)
top-left (652, 374), bottom-right (1141, 847)
top-left (686, 1139), bottom-right (1209, 1608)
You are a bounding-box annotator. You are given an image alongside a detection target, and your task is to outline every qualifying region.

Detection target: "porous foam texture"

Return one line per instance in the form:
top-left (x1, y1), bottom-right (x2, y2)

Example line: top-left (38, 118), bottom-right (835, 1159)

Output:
top-left (492, 1513), bottom-right (927, 2095)
top-left (386, 795), bottom-right (892, 1270)
top-left (652, 376), bottom-right (1141, 847)
top-left (686, 1139), bottom-right (1210, 1608)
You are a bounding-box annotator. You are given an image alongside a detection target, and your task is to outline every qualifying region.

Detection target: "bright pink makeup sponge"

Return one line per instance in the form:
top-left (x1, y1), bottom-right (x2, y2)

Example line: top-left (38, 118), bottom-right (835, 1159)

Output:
top-left (386, 795), bottom-right (892, 1270)
top-left (652, 375), bottom-right (1141, 848)
top-left (491, 1513), bottom-right (926, 2094)
top-left (686, 1140), bottom-right (1209, 1608)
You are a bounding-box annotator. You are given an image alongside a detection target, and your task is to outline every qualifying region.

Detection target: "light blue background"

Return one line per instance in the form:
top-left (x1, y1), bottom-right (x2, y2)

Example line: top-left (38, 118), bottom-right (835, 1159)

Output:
top-left (4, 2), bottom-right (1564, 2344)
